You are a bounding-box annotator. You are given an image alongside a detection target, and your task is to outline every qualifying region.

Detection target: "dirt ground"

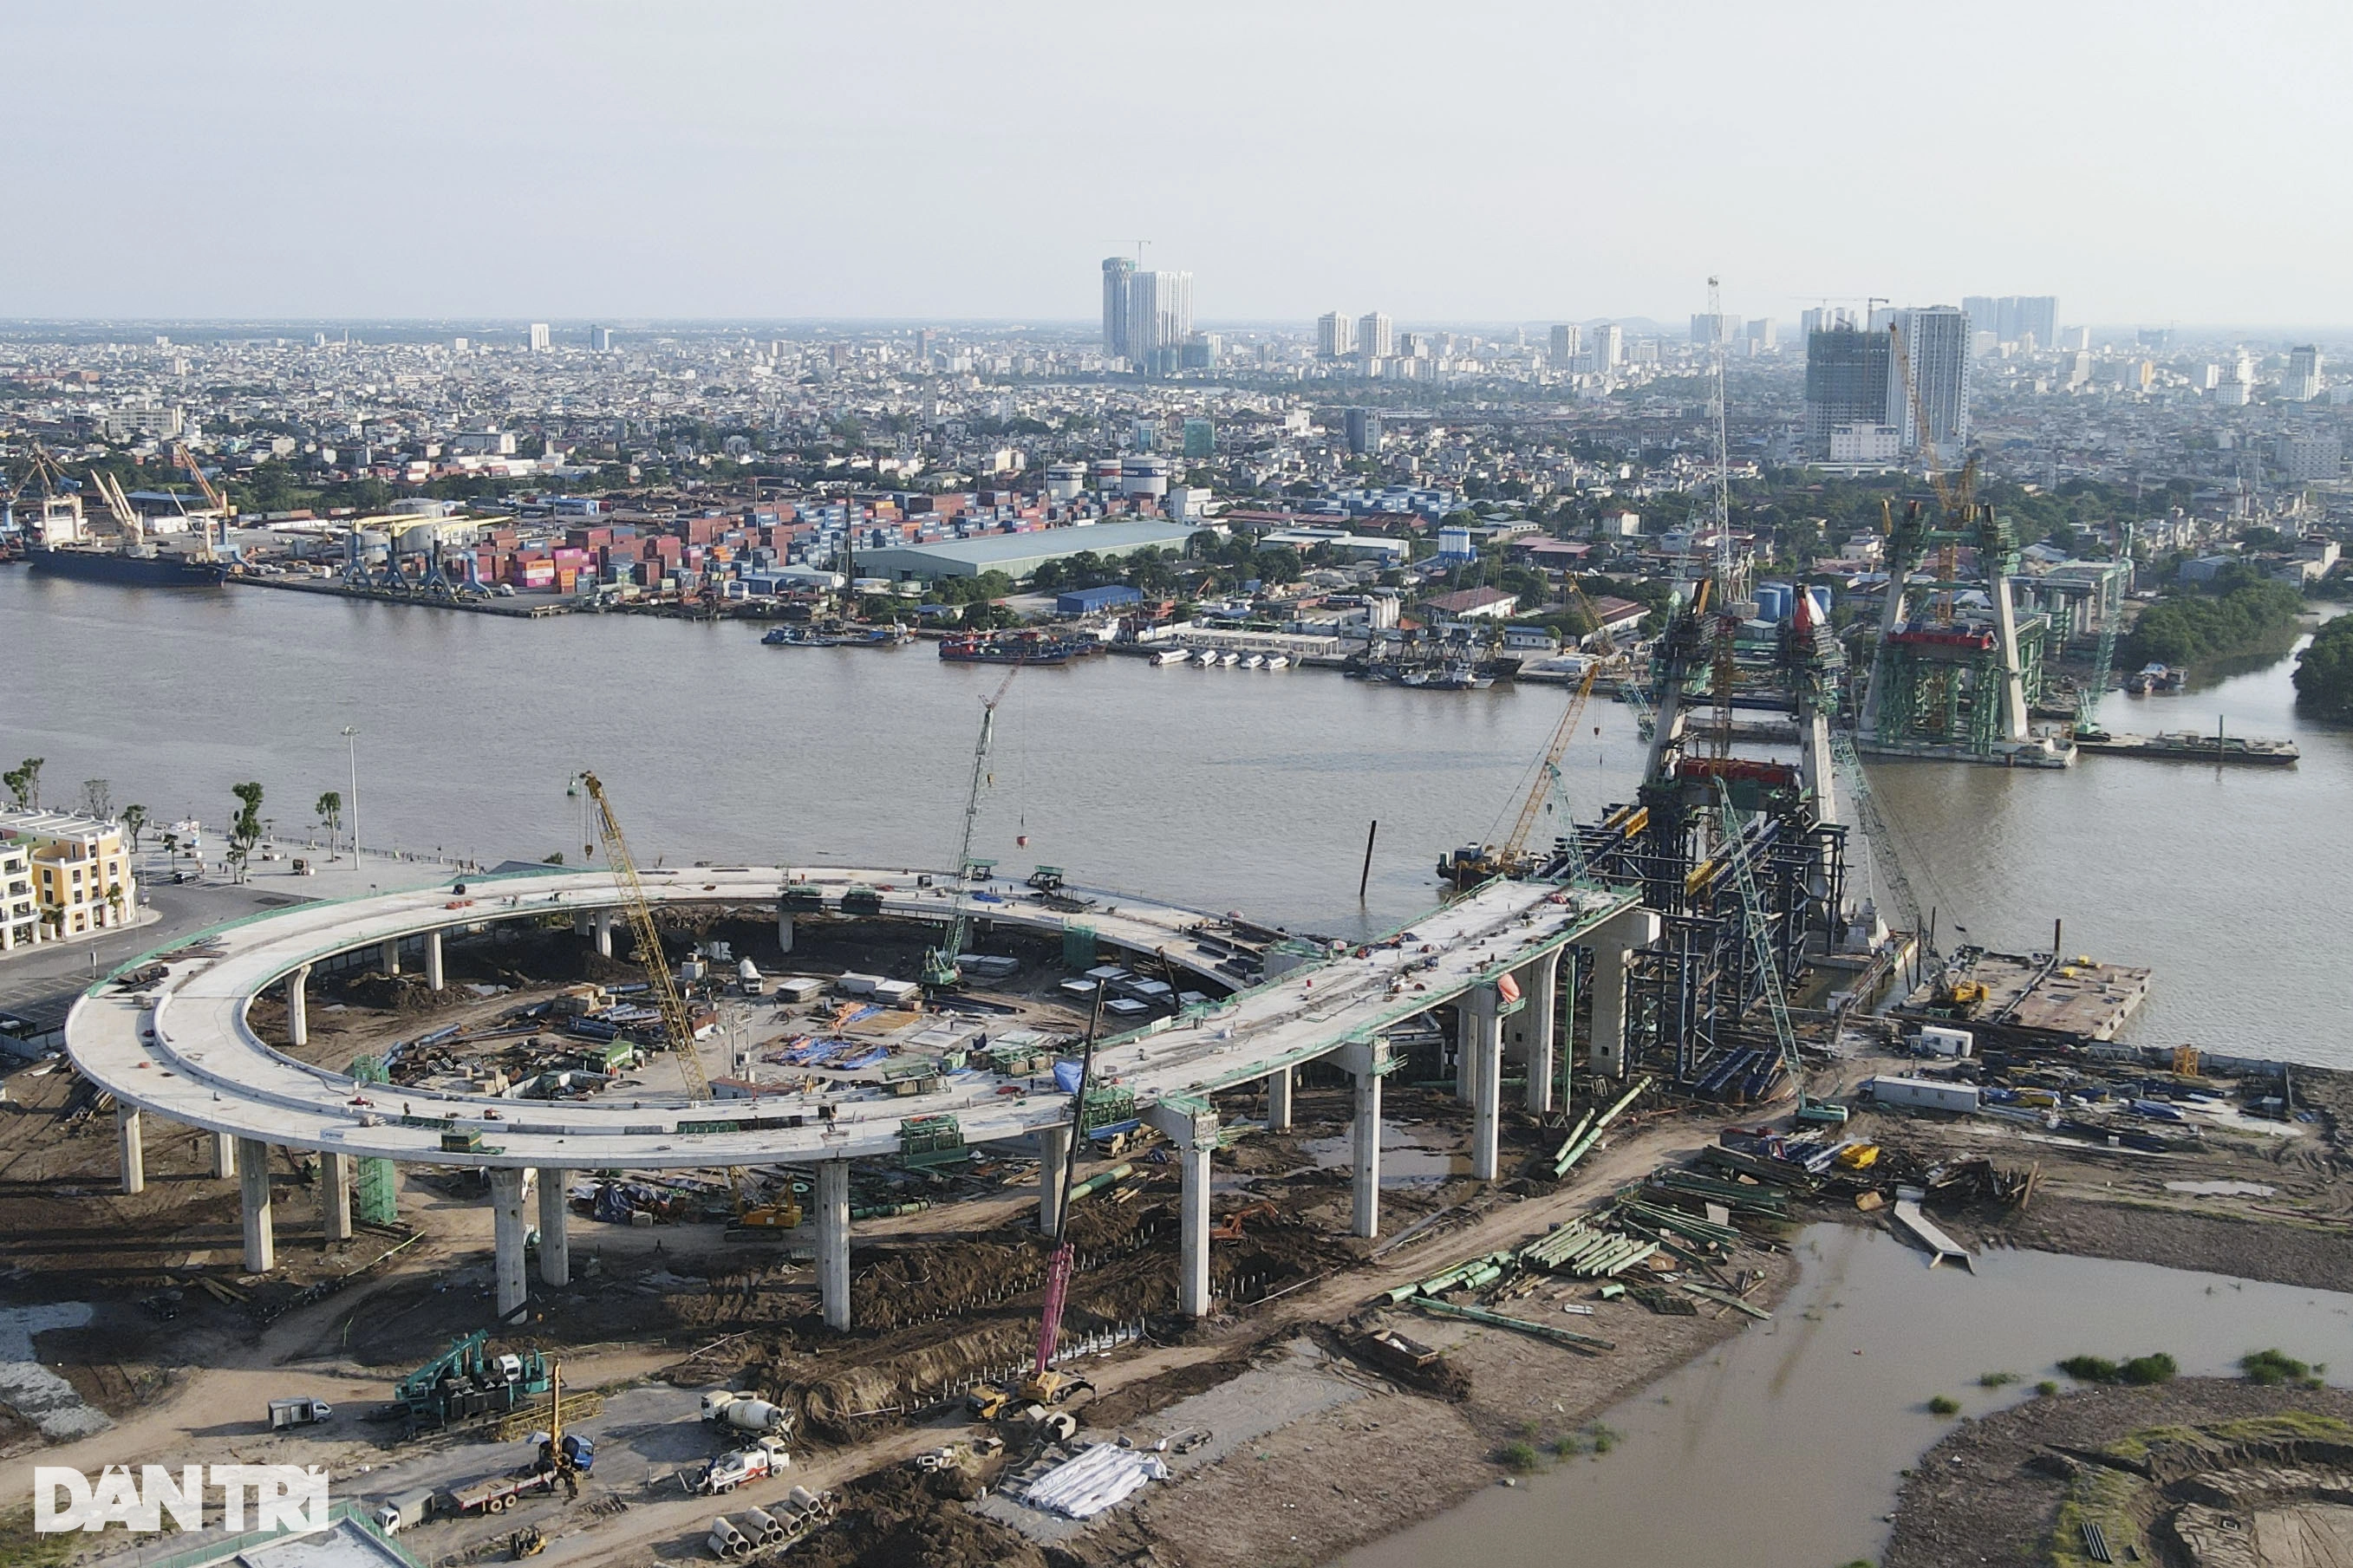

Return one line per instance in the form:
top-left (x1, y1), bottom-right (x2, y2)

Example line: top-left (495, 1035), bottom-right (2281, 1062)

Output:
top-left (1882, 1378), bottom-right (2353, 1568)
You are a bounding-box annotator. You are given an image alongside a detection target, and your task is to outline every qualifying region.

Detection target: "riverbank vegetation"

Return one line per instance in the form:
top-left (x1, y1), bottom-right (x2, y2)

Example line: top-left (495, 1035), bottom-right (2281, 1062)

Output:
top-left (2117, 575), bottom-right (2302, 667)
top-left (2291, 615), bottom-right (2353, 718)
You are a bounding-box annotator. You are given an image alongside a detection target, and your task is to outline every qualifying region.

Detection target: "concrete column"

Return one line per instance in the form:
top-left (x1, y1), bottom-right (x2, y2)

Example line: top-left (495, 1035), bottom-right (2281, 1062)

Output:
top-left (238, 1137), bottom-right (274, 1273)
top-left (424, 931), bottom-right (445, 992)
top-left (211, 1130), bottom-right (237, 1180)
top-left (1453, 1005), bottom-right (1475, 1103)
top-left (489, 1167), bottom-right (529, 1319)
top-left (776, 911), bottom-right (795, 956)
top-left (1468, 985), bottom-right (1504, 1182)
top-left (593, 911), bottom-right (615, 959)
top-left (1177, 1138), bottom-right (1212, 1319)
top-left (379, 938), bottom-right (401, 976)
top-left (1587, 908), bottom-right (1662, 1078)
top-left (537, 1168), bottom-right (570, 1286)
top-left (1266, 1064), bottom-right (1294, 1133)
top-left (572, 911), bottom-right (592, 938)
top-left (817, 1160), bottom-right (851, 1331)
top-left (1036, 1126), bottom-right (1072, 1236)
top-left (318, 1150), bottom-right (352, 1242)
top-left (286, 963), bottom-right (311, 1048)
top-left (116, 1106), bottom-right (144, 1195)
top-left (1524, 955), bottom-right (1558, 1115)
top-left (1352, 1063), bottom-right (1382, 1239)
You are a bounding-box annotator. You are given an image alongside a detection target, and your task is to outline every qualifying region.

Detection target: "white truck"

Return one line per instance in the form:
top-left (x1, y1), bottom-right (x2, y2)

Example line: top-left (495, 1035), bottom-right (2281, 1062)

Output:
top-left (701, 1391), bottom-right (792, 1436)
top-left (682, 1436), bottom-right (790, 1497)
top-left (373, 1487), bottom-right (437, 1535)
top-left (268, 1397), bottom-right (334, 1429)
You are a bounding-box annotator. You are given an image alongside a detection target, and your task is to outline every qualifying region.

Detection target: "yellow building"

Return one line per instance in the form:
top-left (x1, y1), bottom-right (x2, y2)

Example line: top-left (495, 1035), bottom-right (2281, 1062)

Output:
top-left (0, 810), bottom-right (136, 947)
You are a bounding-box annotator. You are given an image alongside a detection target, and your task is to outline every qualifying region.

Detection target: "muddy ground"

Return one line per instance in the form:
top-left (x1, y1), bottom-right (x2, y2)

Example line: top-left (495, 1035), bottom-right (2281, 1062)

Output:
top-left (1882, 1378), bottom-right (2353, 1568)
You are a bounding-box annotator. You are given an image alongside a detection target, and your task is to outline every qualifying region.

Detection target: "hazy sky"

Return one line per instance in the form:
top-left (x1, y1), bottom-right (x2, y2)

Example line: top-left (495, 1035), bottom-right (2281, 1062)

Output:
top-left (7, 1), bottom-right (2348, 326)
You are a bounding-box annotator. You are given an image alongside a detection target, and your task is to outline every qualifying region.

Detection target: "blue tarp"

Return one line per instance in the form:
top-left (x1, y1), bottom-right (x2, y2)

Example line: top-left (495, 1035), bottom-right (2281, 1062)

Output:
top-left (1053, 1060), bottom-right (1084, 1094)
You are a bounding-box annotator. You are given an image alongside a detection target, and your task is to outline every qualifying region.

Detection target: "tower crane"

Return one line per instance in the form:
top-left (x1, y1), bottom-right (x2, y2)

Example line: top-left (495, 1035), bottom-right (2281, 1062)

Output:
top-left (572, 772), bottom-right (798, 1229)
top-left (922, 661), bottom-right (1021, 988)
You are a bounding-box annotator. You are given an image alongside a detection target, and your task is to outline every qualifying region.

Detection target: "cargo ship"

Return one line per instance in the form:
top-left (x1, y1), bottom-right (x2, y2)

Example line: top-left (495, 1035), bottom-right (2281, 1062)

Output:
top-left (28, 544), bottom-right (231, 587)
top-left (2073, 729), bottom-right (2298, 767)
top-left (937, 630), bottom-right (1096, 666)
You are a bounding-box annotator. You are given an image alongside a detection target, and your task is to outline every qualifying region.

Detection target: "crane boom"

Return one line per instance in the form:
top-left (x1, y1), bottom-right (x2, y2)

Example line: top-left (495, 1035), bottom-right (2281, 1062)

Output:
top-left (1501, 662), bottom-right (1599, 864)
top-left (575, 771), bottom-right (708, 1101)
top-left (923, 662), bottom-right (1020, 988)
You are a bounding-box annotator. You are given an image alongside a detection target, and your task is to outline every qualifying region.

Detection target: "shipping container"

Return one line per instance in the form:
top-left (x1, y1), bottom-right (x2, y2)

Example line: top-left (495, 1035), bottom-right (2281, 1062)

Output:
top-left (1867, 1076), bottom-right (1980, 1114)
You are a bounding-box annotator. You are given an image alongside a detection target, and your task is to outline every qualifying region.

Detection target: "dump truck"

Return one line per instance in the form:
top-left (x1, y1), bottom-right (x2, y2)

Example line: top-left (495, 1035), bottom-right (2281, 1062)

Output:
top-left (268, 1397), bottom-right (334, 1429)
top-left (700, 1391), bottom-right (792, 1435)
top-left (681, 1435), bottom-right (790, 1497)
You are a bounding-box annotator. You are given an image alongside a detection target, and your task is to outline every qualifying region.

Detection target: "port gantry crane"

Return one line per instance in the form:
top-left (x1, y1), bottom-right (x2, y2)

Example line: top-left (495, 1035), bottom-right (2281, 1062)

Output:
top-left (572, 771), bottom-right (798, 1229)
top-left (922, 660), bottom-right (1022, 989)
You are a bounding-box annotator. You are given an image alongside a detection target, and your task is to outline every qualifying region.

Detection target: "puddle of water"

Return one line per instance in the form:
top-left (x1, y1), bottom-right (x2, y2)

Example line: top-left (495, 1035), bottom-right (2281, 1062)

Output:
top-left (0, 1304), bottom-right (111, 1439)
top-left (1299, 1127), bottom-right (1463, 1186)
top-left (1342, 1225), bottom-right (2353, 1568)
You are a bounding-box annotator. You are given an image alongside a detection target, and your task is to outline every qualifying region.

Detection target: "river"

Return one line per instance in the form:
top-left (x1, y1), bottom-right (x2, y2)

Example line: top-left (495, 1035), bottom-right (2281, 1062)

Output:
top-left (1342, 1224), bottom-right (2353, 1568)
top-left (6, 573), bottom-right (2350, 1065)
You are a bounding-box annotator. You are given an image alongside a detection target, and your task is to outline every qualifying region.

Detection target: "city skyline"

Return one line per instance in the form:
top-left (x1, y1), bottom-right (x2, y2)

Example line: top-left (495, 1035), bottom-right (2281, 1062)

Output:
top-left (5, 3), bottom-right (2353, 326)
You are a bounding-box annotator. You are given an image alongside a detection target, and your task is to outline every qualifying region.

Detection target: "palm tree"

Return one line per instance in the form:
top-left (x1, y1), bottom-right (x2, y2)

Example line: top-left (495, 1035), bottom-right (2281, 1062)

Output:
top-left (105, 882), bottom-right (124, 926)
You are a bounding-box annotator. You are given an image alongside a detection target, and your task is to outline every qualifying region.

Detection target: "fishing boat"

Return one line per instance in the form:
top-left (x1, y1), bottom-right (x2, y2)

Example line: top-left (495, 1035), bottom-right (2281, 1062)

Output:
top-left (1218, 650), bottom-right (1241, 666)
top-left (1263, 654), bottom-right (1289, 670)
top-left (1192, 647), bottom-right (1219, 667)
top-left (1150, 647), bottom-right (1189, 666)
top-left (1241, 653), bottom-right (1265, 669)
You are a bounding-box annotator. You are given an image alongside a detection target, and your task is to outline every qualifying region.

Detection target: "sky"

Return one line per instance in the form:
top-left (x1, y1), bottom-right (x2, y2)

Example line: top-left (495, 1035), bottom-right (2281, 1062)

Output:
top-left (5, 0), bottom-right (2350, 328)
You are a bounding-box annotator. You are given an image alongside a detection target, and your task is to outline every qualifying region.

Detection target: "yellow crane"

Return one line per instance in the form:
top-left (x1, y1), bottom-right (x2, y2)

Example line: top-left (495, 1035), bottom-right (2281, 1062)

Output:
top-left (1439, 659), bottom-right (1600, 888)
top-left (170, 442), bottom-right (231, 563)
top-left (572, 772), bottom-right (798, 1230)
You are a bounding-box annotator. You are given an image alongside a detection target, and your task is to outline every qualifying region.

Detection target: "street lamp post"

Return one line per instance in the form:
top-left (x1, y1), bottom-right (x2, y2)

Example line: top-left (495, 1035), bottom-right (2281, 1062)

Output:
top-left (342, 726), bottom-right (362, 866)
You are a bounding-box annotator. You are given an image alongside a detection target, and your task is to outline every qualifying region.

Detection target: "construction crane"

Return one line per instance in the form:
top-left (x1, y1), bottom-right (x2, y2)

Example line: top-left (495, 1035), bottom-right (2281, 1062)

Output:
top-left (1825, 726), bottom-right (1933, 965)
top-left (1439, 661), bottom-right (1600, 888)
top-left (91, 469), bottom-right (144, 544)
top-left (922, 661), bottom-right (1021, 989)
top-left (1712, 778), bottom-right (1841, 1122)
top-left (7, 443), bottom-right (85, 544)
top-left (572, 773), bottom-right (798, 1230)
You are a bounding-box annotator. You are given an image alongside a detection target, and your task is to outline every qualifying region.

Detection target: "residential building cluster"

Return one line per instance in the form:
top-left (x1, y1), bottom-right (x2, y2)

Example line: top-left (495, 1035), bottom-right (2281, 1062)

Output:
top-left (0, 810), bottom-right (136, 951)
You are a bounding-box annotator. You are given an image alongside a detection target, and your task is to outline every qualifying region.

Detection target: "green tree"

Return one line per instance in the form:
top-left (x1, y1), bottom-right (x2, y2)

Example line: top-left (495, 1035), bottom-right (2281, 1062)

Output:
top-left (3, 758), bottom-right (43, 810)
top-left (228, 781), bottom-right (265, 883)
top-left (315, 791), bottom-right (344, 851)
top-left (121, 804), bottom-right (148, 852)
top-left (2293, 615), bottom-right (2353, 718)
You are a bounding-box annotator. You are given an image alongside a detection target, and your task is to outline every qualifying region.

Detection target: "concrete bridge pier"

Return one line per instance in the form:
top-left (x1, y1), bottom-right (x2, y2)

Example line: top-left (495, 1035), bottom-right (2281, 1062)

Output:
top-left (1466, 985), bottom-right (1505, 1181)
top-left (1453, 1004), bottom-right (1476, 1103)
top-left (1146, 1100), bottom-right (1219, 1319)
top-left (238, 1137), bottom-right (274, 1273)
top-left (593, 910), bottom-right (616, 959)
top-left (1586, 908), bottom-right (1662, 1077)
top-left (490, 1167), bottom-right (530, 1319)
top-left (538, 1168), bottom-right (571, 1286)
top-left (1036, 1126), bottom-right (1072, 1235)
top-left (1265, 1064), bottom-right (1294, 1132)
top-left (116, 1106), bottom-right (144, 1195)
top-left (817, 1160), bottom-right (852, 1331)
top-left (1510, 953), bottom-right (1559, 1115)
top-left (211, 1130), bottom-right (238, 1180)
top-left (319, 1150), bottom-right (351, 1243)
top-left (1337, 1040), bottom-right (1388, 1239)
top-left (425, 931), bottom-right (445, 992)
top-left (379, 939), bottom-right (401, 976)
top-left (286, 963), bottom-right (311, 1048)
top-left (776, 910), bottom-right (795, 956)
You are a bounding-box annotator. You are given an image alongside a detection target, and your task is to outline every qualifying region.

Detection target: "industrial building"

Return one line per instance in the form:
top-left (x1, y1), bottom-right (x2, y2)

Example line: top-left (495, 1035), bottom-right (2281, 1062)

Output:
top-left (853, 519), bottom-right (1201, 582)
